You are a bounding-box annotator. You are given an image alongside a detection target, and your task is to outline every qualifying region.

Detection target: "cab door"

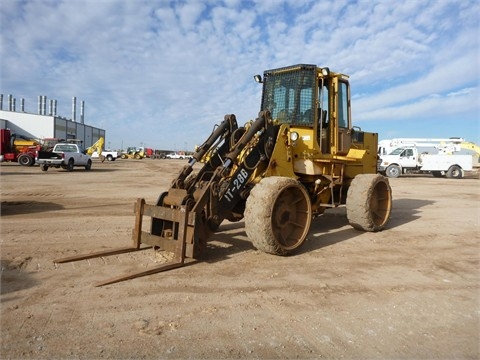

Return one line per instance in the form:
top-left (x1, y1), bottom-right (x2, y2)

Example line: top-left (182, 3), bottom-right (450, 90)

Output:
top-left (399, 148), bottom-right (418, 168)
top-left (333, 78), bottom-right (352, 156)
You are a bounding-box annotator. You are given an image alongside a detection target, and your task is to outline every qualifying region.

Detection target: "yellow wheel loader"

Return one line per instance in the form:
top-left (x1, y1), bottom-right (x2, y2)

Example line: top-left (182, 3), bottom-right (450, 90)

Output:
top-left (55, 64), bottom-right (392, 286)
top-left (120, 146), bottom-right (145, 159)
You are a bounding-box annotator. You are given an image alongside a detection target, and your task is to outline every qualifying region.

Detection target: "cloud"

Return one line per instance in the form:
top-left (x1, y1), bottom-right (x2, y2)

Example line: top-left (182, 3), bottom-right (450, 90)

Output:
top-left (1, 0), bottom-right (479, 149)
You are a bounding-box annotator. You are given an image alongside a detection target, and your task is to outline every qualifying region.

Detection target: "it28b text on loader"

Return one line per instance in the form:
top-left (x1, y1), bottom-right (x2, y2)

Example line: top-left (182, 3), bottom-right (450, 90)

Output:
top-left (54, 64), bottom-right (393, 286)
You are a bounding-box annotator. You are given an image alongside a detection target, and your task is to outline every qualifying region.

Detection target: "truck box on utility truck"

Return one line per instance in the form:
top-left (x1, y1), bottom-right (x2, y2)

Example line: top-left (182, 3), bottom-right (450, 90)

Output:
top-left (36, 143), bottom-right (92, 171)
top-left (378, 146), bottom-right (473, 178)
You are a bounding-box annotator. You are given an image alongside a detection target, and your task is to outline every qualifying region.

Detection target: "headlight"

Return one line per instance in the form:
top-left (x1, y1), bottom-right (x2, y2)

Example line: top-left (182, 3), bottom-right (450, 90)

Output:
top-left (290, 132), bottom-right (299, 141)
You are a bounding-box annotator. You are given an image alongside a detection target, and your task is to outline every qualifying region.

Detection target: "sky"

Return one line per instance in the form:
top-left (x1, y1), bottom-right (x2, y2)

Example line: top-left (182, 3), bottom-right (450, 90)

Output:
top-left (1, 0), bottom-right (479, 151)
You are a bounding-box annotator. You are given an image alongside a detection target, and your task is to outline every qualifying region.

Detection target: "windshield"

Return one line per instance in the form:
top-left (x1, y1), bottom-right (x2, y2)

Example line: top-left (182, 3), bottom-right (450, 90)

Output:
top-left (261, 65), bottom-right (316, 126)
top-left (389, 148), bottom-right (404, 155)
top-left (55, 144), bottom-right (78, 153)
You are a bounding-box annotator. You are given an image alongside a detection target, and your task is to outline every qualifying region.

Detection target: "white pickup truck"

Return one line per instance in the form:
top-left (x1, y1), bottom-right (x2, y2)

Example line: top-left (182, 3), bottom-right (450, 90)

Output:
top-left (90, 150), bottom-right (118, 161)
top-left (378, 146), bottom-right (473, 179)
top-left (165, 152), bottom-right (192, 159)
top-left (36, 143), bottom-right (92, 171)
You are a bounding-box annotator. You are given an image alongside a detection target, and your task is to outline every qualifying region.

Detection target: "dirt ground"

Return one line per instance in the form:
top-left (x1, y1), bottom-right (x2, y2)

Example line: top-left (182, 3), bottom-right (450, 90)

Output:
top-left (1, 159), bottom-right (479, 359)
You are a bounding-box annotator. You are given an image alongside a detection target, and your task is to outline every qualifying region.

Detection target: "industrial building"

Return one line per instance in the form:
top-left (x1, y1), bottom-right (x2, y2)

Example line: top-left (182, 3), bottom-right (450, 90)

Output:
top-left (0, 94), bottom-right (105, 148)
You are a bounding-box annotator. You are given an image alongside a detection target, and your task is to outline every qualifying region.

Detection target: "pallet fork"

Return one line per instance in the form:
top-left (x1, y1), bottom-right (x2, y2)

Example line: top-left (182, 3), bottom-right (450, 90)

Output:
top-left (54, 198), bottom-right (196, 287)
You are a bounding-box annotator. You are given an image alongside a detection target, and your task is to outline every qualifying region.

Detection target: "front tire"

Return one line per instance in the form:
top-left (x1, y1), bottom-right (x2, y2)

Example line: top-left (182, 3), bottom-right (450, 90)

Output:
top-left (347, 174), bottom-right (392, 231)
top-left (41, 164), bottom-right (49, 172)
top-left (385, 164), bottom-right (401, 178)
top-left (244, 177), bottom-right (312, 256)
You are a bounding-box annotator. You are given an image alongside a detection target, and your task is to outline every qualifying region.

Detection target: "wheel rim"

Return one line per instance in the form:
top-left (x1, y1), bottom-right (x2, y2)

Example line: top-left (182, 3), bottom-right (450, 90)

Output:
top-left (369, 180), bottom-right (391, 227)
top-left (451, 168), bottom-right (460, 177)
top-left (270, 184), bottom-right (311, 250)
top-left (387, 166), bottom-right (399, 177)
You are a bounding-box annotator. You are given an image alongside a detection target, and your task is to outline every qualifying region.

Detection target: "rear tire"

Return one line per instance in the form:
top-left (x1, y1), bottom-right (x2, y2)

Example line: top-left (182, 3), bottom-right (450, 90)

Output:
top-left (85, 159), bottom-right (92, 170)
top-left (18, 154), bottom-right (34, 166)
top-left (67, 159), bottom-right (74, 171)
top-left (347, 174), bottom-right (392, 231)
top-left (446, 165), bottom-right (463, 179)
top-left (244, 177), bottom-right (312, 255)
top-left (385, 164), bottom-right (401, 178)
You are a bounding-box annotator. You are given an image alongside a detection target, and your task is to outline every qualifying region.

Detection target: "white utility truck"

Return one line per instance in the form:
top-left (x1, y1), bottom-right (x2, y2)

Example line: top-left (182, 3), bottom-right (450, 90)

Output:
top-left (378, 146), bottom-right (473, 179)
top-left (377, 138), bottom-right (465, 156)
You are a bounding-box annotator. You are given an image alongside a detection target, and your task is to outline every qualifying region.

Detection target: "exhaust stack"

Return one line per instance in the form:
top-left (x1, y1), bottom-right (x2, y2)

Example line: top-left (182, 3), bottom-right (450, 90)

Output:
top-left (72, 96), bottom-right (76, 121)
top-left (80, 100), bottom-right (85, 124)
top-left (42, 96), bottom-right (47, 115)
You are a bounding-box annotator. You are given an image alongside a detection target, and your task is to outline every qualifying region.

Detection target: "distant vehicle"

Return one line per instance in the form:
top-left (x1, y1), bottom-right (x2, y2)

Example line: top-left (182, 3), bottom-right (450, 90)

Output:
top-left (0, 129), bottom-right (40, 166)
top-left (144, 148), bottom-right (154, 157)
top-left (120, 147), bottom-right (145, 159)
top-left (85, 137), bottom-right (117, 162)
top-left (378, 146), bottom-right (473, 179)
top-left (36, 143), bottom-right (92, 171)
top-left (165, 152), bottom-right (185, 159)
top-left (91, 150), bottom-right (118, 162)
top-left (377, 138), bottom-right (465, 156)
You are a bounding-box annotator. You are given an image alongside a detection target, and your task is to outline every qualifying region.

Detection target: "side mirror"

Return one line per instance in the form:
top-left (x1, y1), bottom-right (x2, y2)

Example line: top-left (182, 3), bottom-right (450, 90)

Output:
top-left (254, 75), bottom-right (263, 83)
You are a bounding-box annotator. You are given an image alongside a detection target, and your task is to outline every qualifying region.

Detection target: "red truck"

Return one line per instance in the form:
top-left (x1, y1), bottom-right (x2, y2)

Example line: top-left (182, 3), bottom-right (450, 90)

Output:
top-left (0, 129), bottom-right (40, 166)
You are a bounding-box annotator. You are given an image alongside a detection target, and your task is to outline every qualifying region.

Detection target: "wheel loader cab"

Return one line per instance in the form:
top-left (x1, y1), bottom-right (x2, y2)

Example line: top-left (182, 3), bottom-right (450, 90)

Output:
top-left (259, 64), bottom-right (353, 158)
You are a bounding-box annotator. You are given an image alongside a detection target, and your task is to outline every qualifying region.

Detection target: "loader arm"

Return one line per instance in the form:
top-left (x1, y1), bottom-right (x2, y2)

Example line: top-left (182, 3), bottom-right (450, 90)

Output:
top-left (169, 114), bottom-right (239, 191)
top-left (149, 111), bottom-right (277, 252)
top-left (86, 137), bottom-right (105, 161)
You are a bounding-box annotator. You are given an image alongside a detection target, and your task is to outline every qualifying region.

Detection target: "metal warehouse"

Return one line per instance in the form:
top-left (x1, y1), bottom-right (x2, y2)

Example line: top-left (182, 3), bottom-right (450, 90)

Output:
top-left (0, 94), bottom-right (105, 148)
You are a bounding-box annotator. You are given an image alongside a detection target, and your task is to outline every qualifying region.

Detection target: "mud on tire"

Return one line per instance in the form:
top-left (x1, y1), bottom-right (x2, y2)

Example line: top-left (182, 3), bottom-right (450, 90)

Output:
top-left (346, 174), bottom-right (392, 231)
top-left (244, 176), bottom-right (312, 256)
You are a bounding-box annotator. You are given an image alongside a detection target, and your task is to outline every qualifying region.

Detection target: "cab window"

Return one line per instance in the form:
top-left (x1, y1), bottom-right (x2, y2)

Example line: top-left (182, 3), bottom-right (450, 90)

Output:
top-left (338, 81), bottom-right (349, 129)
